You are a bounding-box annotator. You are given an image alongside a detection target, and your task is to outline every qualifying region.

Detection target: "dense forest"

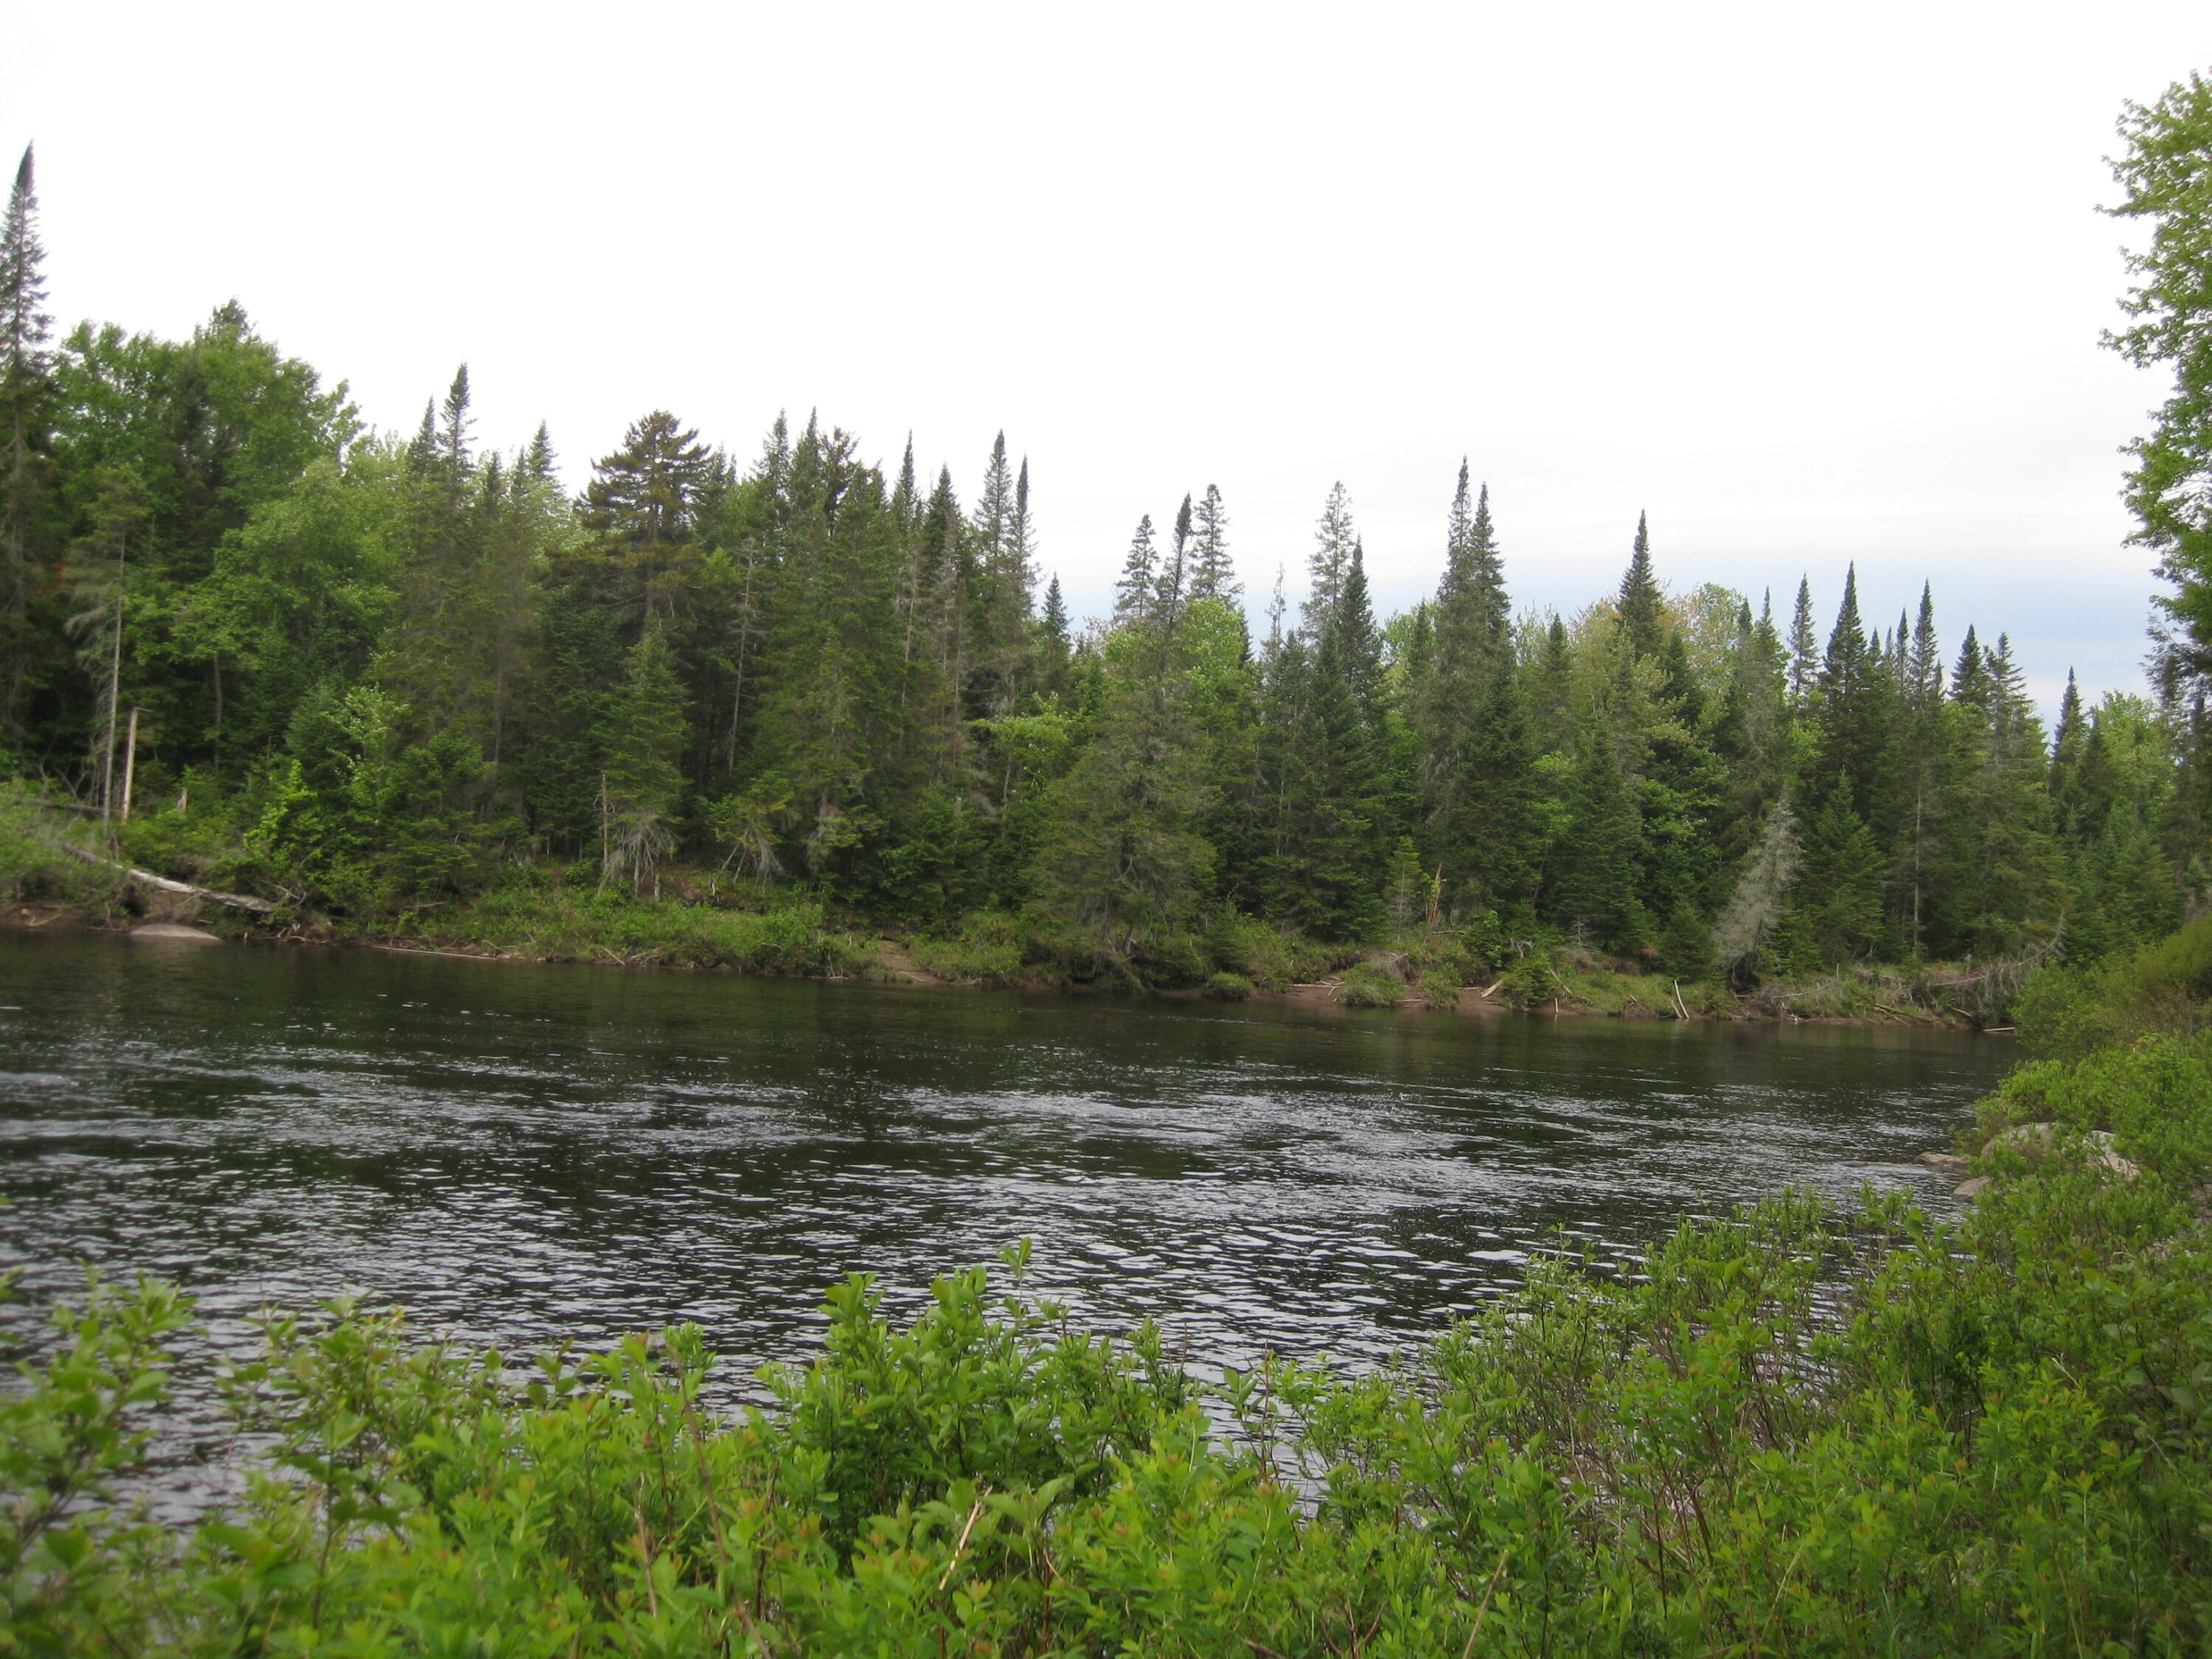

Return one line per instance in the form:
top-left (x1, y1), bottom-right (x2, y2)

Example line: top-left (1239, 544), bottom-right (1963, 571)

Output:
top-left (0, 143), bottom-right (2201, 990)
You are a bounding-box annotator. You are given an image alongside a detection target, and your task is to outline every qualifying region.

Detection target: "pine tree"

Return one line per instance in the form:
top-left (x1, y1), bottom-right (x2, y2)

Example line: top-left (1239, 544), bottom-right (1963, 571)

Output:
top-left (1189, 484), bottom-right (1236, 602)
top-left (1616, 510), bottom-right (1664, 659)
top-left (1413, 467), bottom-right (1535, 914)
top-left (2051, 669), bottom-right (2084, 807)
top-left (1160, 494), bottom-right (1194, 616)
top-left (439, 364), bottom-right (473, 479)
top-left (581, 410), bottom-right (714, 626)
top-left (1305, 482), bottom-right (1357, 629)
top-left (1520, 614), bottom-right (1566, 744)
top-left (1809, 564), bottom-right (1902, 827)
top-left (1787, 577), bottom-right (1818, 706)
top-left (1545, 730), bottom-right (1646, 952)
top-left (1787, 800), bottom-right (1887, 966)
top-left (1032, 535), bottom-right (1217, 949)
top-left (1905, 582), bottom-right (1942, 712)
top-left (1113, 515), bottom-right (1158, 623)
top-left (1040, 574), bottom-right (1068, 647)
top-left (0, 145), bottom-right (53, 733)
top-left (1950, 625), bottom-right (1989, 704)
top-left (523, 421), bottom-right (557, 482)
top-left (967, 433), bottom-right (1036, 717)
top-left (599, 620), bottom-right (687, 895)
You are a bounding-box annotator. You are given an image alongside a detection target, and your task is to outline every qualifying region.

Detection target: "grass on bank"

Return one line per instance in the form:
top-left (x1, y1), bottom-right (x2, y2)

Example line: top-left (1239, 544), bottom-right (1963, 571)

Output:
top-left (6, 924), bottom-right (2212, 1654)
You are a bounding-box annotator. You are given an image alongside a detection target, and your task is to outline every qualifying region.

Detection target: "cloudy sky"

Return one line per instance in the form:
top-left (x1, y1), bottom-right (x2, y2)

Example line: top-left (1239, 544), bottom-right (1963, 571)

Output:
top-left (4, 0), bottom-right (2206, 713)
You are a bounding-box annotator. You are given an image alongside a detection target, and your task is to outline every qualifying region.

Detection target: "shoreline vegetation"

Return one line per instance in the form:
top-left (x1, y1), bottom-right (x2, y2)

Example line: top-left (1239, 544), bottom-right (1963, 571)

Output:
top-left (0, 838), bottom-right (2035, 1030)
top-left (6, 918), bottom-right (2211, 1651)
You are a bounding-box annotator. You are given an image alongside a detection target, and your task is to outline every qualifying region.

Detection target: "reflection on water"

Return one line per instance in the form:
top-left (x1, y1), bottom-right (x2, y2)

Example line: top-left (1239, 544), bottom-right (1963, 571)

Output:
top-left (1, 931), bottom-right (2008, 1378)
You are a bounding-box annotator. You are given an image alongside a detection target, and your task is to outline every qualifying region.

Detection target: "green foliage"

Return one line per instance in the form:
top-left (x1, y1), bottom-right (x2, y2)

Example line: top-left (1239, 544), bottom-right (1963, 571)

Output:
top-left (909, 912), bottom-right (1029, 985)
top-left (2108, 70), bottom-right (2212, 692)
top-left (0, 778), bottom-right (115, 908)
top-left (2017, 911), bottom-right (2212, 1059)
top-left (1335, 959), bottom-right (1405, 1007)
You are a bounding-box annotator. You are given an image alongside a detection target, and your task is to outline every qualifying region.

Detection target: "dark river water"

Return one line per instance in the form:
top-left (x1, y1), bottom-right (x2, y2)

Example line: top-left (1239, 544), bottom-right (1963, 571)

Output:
top-left (0, 930), bottom-right (2011, 1385)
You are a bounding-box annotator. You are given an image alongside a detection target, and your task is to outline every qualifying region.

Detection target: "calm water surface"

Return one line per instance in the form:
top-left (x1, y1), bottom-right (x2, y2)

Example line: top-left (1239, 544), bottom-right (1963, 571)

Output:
top-left (1, 931), bottom-right (2010, 1377)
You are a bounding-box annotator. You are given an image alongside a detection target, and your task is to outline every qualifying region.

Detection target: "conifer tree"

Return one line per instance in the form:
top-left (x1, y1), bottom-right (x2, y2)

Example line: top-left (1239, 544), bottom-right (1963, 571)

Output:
top-left (2051, 669), bottom-right (2084, 801)
top-left (1305, 482), bottom-right (1357, 628)
top-left (523, 422), bottom-right (557, 482)
top-left (1616, 510), bottom-right (1664, 658)
top-left (1189, 484), bottom-right (1236, 602)
top-left (1032, 535), bottom-right (1216, 949)
top-left (1905, 583), bottom-right (1942, 712)
top-left (967, 434), bottom-right (1036, 717)
top-left (1113, 515), bottom-right (1158, 624)
top-left (1245, 563), bottom-right (1391, 938)
top-left (1787, 577), bottom-right (1818, 706)
top-left (599, 619), bottom-right (687, 895)
top-left (1412, 467), bottom-right (1535, 914)
top-left (581, 410), bottom-right (714, 627)
top-left (0, 145), bottom-right (53, 732)
top-left (1546, 730), bottom-right (1646, 951)
top-left (1161, 495), bottom-right (1194, 616)
top-left (1040, 574), bottom-right (1068, 651)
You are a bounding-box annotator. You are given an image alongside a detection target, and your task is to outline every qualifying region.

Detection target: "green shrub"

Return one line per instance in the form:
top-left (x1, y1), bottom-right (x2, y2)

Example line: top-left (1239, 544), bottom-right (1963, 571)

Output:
top-left (1206, 911), bottom-right (1328, 990)
top-left (0, 780), bottom-right (119, 911)
top-left (1205, 970), bottom-right (1253, 1001)
top-left (911, 932), bottom-right (1027, 985)
top-left (1336, 961), bottom-right (1404, 1007)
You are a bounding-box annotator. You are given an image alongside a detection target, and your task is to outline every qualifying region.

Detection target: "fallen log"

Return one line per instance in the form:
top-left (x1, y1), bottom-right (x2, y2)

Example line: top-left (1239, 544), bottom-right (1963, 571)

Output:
top-left (53, 840), bottom-right (279, 915)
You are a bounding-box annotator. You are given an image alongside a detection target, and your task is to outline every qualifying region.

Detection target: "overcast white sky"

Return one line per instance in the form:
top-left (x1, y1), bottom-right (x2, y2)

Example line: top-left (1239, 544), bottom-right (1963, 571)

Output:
top-left (5, 0), bottom-right (2207, 714)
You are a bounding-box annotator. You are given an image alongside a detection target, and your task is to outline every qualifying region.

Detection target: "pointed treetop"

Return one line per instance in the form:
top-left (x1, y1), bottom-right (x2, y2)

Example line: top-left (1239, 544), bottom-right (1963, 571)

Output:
top-left (439, 364), bottom-right (473, 476)
top-left (2053, 668), bottom-right (2084, 768)
top-left (1951, 624), bottom-right (1987, 701)
top-left (1114, 515), bottom-right (1158, 623)
top-left (1, 143), bottom-right (52, 383)
top-left (1615, 509), bottom-right (1664, 658)
top-left (1154, 493), bottom-right (1194, 615)
top-left (1041, 572), bottom-right (1069, 645)
top-left (1189, 483), bottom-right (1237, 603)
top-left (1437, 463), bottom-right (1507, 643)
top-left (410, 399), bottom-right (437, 469)
top-left (1007, 456), bottom-right (1037, 597)
top-left (1786, 577), bottom-right (1819, 702)
top-left (523, 421), bottom-right (557, 481)
top-left (1307, 481), bottom-right (1357, 627)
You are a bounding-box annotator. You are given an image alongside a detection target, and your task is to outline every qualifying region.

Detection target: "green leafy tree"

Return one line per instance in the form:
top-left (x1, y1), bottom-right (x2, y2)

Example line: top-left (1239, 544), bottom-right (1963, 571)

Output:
top-left (2108, 72), bottom-right (2212, 691)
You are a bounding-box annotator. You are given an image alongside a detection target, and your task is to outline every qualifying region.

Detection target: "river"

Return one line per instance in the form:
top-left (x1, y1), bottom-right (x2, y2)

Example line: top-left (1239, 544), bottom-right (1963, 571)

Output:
top-left (0, 929), bottom-right (2011, 1382)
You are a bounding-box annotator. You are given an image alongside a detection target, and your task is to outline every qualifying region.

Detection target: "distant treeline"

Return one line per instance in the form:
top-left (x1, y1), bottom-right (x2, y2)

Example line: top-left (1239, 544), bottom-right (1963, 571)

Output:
top-left (0, 147), bottom-right (2196, 978)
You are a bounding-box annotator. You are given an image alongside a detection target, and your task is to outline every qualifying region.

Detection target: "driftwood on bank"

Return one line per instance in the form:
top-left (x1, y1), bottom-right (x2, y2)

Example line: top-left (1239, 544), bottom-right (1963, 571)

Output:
top-left (52, 839), bottom-right (279, 916)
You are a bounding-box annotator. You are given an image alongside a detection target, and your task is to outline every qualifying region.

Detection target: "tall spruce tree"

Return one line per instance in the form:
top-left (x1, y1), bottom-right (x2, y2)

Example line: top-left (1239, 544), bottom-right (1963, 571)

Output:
top-left (1412, 466), bottom-right (1534, 916)
top-left (599, 619), bottom-right (687, 895)
top-left (1787, 577), bottom-right (1819, 706)
top-left (1306, 482), bottom-right (1357, 627)
top-left (1113, 515), bottom-right (1158, 623)
top-left (0, 145), bottom-right (53, 734)
top-left (1616, 510), bottom-right (1665, 659)
top-left (1189, 484), bottom-right (1236, 602)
